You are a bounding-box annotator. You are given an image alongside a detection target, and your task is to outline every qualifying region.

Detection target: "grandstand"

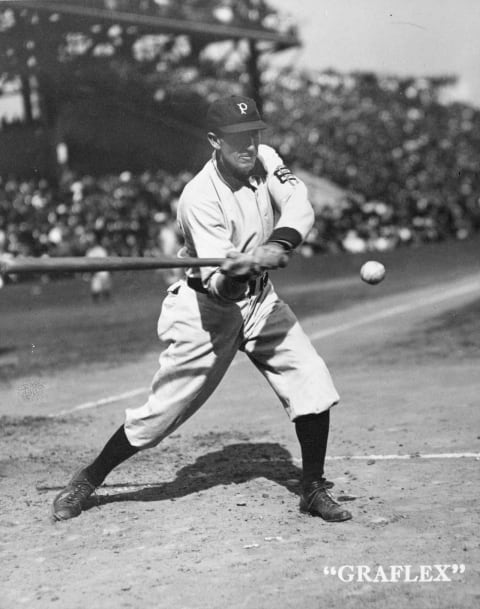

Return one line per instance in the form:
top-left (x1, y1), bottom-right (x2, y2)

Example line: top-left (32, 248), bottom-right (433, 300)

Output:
top-left (1, 1), bottom-right (479, 265)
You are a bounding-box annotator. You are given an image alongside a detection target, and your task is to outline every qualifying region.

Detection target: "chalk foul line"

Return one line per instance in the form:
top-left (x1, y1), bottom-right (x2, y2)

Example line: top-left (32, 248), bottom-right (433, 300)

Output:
top-left (53, 387), bottom-right (147, 417)
top-left (309, 279), bottom-right (479, 341)
top-left (324, 452), bottom-right (480, 461)
top-left (33, 451), bottom-right (480, 491)
top-left (51, 277), bottom-right (479, 417)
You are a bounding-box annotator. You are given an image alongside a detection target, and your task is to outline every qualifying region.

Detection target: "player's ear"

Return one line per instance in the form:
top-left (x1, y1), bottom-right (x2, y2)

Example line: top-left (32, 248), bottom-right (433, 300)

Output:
top-left (207, 131), bottom-right (222, 150)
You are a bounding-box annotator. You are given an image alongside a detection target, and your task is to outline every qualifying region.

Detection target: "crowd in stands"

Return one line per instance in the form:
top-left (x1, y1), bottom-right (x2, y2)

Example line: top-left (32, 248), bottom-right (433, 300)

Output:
top-left (0, 169), bottom-right (189, 263)
top-left (1, 68), bottom-right (480, 265)
top-left (265, 68), bottom-right (480, 254)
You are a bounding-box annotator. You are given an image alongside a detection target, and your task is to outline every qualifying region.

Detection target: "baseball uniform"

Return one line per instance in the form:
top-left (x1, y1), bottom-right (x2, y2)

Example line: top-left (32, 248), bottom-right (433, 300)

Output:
top-left (86, 244), bottom-right (112, 299)
top-left (52, 95), bottom-right (352, 524)
top-left (124, 144), bottom-right (339, 448)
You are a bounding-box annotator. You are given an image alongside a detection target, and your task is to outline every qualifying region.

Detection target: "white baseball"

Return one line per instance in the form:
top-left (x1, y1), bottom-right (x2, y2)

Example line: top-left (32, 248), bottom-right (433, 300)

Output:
top-left (360, 260), bottom-right (386, 285)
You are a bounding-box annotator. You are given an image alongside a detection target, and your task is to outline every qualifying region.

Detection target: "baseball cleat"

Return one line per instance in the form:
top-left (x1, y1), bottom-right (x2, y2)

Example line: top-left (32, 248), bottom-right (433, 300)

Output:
top-left (51, 468), bottom-right (96, 521)
top-left (300, 480), bottom-right (352, 522)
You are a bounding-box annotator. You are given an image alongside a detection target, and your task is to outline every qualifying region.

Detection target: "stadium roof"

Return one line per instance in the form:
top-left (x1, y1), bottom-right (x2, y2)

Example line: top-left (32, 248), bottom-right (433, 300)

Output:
top-left (0, 0), bottom-right (300, 48)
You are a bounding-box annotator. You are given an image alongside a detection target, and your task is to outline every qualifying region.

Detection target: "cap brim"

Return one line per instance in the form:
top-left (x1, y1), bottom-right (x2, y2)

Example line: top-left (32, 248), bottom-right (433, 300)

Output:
top-left (218, 120), bottom-right (267, 134)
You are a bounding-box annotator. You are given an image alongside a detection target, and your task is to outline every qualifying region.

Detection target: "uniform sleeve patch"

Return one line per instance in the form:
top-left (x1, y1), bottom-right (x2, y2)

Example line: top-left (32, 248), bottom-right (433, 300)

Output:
top-left (273, 165), bottom-right (298, 184)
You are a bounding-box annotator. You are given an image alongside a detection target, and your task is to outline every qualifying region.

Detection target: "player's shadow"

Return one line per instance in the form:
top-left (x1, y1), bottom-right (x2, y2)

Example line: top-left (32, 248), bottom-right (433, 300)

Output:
top-left (86, 442), bottom-right (302, 510)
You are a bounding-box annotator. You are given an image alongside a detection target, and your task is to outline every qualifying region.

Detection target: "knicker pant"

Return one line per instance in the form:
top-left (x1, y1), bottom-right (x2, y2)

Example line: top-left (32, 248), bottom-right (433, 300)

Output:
top-left (124, 280), bottom-right (339, 448)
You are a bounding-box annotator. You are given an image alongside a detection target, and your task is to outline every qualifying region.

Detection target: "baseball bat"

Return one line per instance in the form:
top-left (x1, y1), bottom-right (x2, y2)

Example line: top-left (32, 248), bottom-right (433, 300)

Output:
top-left (0, 255), bottom-right (225, 276)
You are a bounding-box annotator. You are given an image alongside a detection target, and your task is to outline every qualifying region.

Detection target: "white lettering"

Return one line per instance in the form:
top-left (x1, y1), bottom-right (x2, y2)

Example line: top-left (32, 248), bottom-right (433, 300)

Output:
top-left (404, 565), bottom-right (419, 582)
top-left (337, 566), bottom-right (354, 582)
top-left (419, 565), bottom-right (433, 582)
top-left (323, 563), bottom-right (466, 583)
top-left (389, 565), bottom-right (404, 582)
top-left (372, 566), bottom-right (389, 583)
top-left (433, 565), bottom-right (451, 582)
top-left (237, 102), bottom-right (248, 115)
top-left (357, 565), bottom-right (373, 582)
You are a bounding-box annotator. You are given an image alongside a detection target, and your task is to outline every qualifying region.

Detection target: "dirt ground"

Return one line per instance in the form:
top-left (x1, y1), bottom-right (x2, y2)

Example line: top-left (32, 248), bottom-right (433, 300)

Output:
top-left (1, 263), bottom-right (480, 608)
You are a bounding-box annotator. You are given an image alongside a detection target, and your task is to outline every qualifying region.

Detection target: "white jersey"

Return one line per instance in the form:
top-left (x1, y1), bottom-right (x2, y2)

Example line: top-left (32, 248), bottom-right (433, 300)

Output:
top-left (124, 144), bottom-right (339, 448)
top-left (86, 245), bottom-right (108, 259)
top-left (177, 144), bottom-right (314, 287)
top-left (86, 244), bottom-right (112, 293)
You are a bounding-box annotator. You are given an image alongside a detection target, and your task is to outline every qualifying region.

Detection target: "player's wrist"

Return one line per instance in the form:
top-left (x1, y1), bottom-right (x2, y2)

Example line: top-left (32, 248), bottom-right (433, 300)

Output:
top-left (252, 243), bottom-right (291, 270)
top-left (265, 240), bottom-right (292, 253)
top-left (267, 227), bottom-right (302, 251)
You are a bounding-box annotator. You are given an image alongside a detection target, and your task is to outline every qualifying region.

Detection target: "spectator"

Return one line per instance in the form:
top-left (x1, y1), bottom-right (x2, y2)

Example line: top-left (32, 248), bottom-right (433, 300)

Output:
top-left (86, 233), bottom-right (113, 303)
top-left (1, 68), bottom-right (480, 263)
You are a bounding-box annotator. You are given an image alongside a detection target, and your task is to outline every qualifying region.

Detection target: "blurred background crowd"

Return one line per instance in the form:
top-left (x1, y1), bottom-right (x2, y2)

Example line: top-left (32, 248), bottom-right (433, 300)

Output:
top-left (0, 169), bottom-right (189, 261)
top-left (1, 68), bottom-right (479, 263)
top-left (266, 69), bottom-right (480, 255)
top-left (1, 1), bottom-right (480, 268)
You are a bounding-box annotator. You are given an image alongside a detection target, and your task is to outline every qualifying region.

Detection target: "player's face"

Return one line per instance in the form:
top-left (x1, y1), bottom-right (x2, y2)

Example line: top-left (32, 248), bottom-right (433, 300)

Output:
top-left (212, 130), bottom-right (260, 177)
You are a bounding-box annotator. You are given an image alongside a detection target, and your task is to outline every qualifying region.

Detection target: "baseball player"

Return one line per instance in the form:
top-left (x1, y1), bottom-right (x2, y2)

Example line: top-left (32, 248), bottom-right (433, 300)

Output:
top-left (86, 235), bottom-right (113, 302)
top-left (52, 95), bottom-right (352, 523)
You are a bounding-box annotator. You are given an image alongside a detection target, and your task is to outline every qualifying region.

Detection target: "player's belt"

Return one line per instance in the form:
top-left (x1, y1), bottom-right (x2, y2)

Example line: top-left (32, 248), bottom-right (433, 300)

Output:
top-left (187, 272), bottom-right (268, 297)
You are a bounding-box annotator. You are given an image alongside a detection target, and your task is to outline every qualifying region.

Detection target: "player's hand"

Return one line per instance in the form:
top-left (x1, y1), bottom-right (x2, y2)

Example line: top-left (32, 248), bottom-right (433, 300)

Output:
top-left (220, 251), bottom-right (261, 281)
top-left (252, 243), bottom-right (290, 270)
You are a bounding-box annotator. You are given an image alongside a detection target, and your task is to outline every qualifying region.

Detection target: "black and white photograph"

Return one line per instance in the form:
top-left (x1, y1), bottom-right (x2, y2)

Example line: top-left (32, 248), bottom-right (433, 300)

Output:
top-left (1, 1), bottom-right (479, 607)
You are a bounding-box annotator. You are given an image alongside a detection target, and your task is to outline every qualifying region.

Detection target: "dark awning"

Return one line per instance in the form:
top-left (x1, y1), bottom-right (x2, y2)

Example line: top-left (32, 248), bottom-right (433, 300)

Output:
top-left (1, 0), bottom-right (300, 48)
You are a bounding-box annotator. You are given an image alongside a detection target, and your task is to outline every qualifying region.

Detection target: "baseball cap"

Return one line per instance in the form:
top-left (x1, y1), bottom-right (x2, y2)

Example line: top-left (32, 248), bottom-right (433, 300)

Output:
top-left (206, 95), bottom-right (267, 134)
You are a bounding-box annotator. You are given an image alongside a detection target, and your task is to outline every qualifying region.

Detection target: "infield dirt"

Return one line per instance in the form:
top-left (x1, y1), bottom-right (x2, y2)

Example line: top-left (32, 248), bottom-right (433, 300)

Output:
top-left (1, 238), bottom-right (479, 609)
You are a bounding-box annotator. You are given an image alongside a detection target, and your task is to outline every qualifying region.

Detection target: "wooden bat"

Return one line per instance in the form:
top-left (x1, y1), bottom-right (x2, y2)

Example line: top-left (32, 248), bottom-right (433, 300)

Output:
top-left (0, 255), bottom-right (225, 276)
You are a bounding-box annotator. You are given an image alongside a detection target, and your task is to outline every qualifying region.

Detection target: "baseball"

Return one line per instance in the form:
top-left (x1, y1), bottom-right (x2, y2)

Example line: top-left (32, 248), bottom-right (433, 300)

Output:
top-left (360, 260), bottom-right (386, 285)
